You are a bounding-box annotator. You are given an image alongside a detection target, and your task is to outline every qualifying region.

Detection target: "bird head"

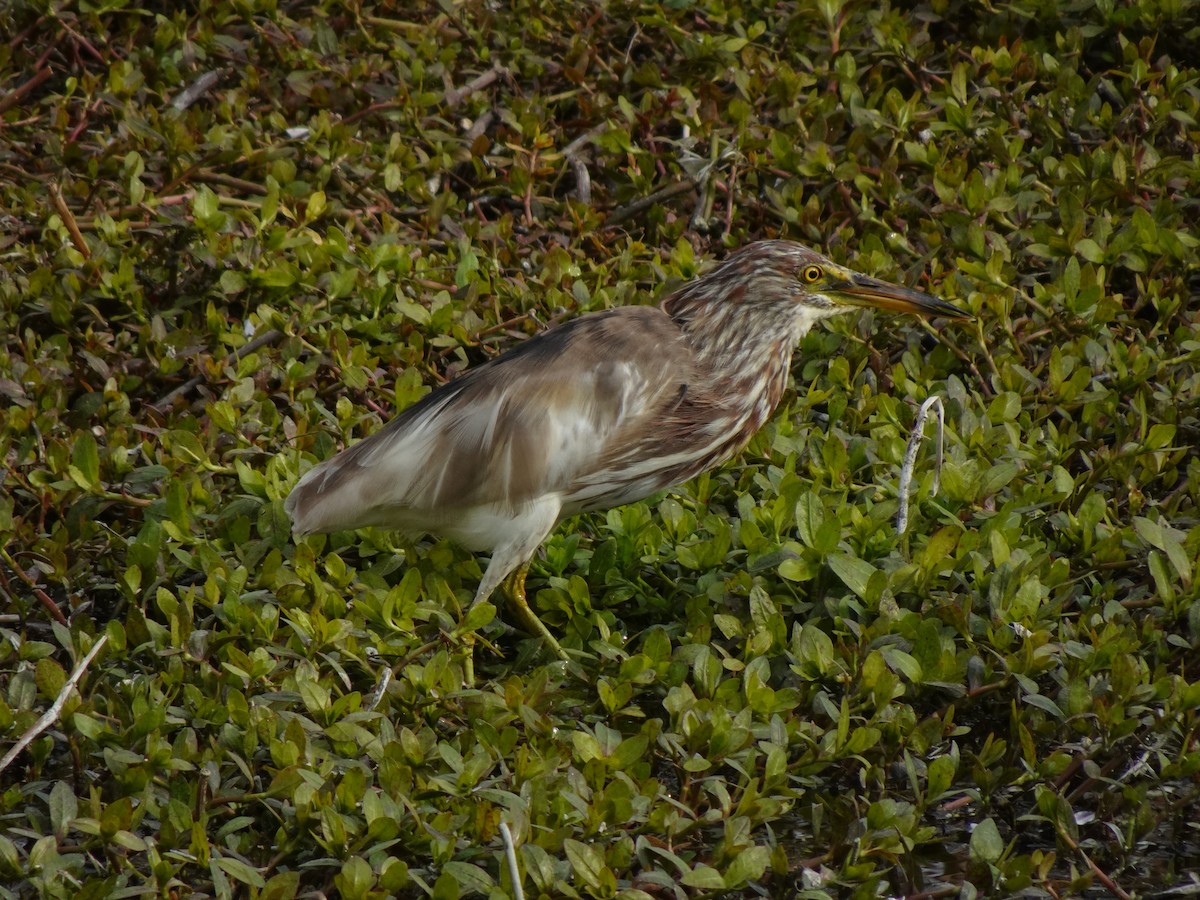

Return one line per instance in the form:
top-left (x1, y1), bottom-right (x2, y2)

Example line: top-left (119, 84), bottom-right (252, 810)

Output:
top-left (761, 241), bottom-right (972, 323)
top-left (662, 241), bottom-right (972, 337)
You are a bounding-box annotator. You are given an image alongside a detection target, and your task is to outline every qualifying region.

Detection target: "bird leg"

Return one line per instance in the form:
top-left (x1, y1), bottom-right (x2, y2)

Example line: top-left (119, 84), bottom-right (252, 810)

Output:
top-left (458, 558), bottom-right (569, 685)
top-left (501, 562), bottom-right (569, 662)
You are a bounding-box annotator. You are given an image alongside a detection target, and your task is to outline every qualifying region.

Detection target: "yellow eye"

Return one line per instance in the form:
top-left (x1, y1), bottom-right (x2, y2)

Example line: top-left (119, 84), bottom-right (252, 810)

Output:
top-left (802, 265), bottom-right (822, 283)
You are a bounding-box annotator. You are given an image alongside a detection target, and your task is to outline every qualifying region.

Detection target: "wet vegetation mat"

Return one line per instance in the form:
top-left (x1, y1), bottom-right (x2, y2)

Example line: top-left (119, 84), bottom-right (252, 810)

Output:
top-left (2, 0), bottom-right (1199, 896)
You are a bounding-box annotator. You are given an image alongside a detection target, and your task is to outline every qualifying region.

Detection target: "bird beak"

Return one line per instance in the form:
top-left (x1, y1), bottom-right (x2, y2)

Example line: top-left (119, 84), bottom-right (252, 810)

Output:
top-left (831, 272), bottom-right (973, 320)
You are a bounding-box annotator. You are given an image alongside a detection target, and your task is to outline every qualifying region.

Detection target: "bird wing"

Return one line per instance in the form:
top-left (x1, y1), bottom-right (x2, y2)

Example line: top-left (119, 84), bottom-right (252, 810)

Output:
top-left (285, 306), bottom-right (695, 542)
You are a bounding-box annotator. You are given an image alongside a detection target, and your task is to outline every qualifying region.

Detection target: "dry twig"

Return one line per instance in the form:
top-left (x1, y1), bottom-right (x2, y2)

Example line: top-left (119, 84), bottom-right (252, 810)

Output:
top-left (49, 182), bottom-right (90, 259)
top-left (172, 70), bottom-right (223, 111)
top-left (1, 546), bottom-right (69, 626)
top-left (1057, 826), bottom-right (1131, 899)
top-left (896, 395), bottom-right (946, 534)
top-left (499, 821), bottom-right (525, 900)
top-left (604, 178), bottom-right (698, 227)
top-left (444, 64), bottom-right (508, 108)
top-left (0, 66), bottom-right (53, 115)
top-left (562, 125), bottom-right (604, 205)
top-left (0, 635), bottom-right (108, 775)
top-left (151, 328), bottom-right (285, 411)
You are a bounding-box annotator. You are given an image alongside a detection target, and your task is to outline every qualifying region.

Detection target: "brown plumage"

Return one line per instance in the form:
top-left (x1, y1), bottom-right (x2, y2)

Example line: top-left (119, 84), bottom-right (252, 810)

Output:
top-left (286, 240), bottom-right (970, 661)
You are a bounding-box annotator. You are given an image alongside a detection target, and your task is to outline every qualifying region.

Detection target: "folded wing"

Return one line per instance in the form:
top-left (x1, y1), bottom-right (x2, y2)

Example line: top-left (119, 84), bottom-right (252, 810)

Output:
top-left (285, 306), bottom-right (693, 548)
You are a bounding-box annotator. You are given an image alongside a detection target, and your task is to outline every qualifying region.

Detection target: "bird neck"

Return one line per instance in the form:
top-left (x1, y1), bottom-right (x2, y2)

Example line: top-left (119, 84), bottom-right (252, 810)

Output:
top-left (660, 268), bottom-right (829, 444)
top-left (680, 299), bottom-right (813, 363)
top-left (665, 297), bottom-right (813, 444)
top-left (661, 268), bottom-right (819, 364)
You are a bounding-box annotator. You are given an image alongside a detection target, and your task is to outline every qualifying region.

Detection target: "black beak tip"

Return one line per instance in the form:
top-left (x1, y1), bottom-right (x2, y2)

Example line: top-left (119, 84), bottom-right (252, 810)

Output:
top-left (937, 300), bottom-right (974, 321)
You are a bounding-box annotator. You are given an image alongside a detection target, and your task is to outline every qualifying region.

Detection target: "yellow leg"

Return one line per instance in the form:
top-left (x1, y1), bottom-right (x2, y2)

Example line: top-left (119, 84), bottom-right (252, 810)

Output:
top-left (502, 563), bottom-right (569, 662)
top-left (458, 623), bottom-right (505, 686)
top-left (458, 615), bottom-right (504, 688)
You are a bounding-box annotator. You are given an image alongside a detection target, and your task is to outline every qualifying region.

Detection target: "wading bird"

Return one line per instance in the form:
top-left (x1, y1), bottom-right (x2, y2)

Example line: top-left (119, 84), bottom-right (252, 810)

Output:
top-left (286, 241), bottom-right (970, 666)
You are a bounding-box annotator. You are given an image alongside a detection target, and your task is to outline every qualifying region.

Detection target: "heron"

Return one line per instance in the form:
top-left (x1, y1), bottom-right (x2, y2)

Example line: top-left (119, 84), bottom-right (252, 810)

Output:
top-left (286, 240), bottom-right (970, 668)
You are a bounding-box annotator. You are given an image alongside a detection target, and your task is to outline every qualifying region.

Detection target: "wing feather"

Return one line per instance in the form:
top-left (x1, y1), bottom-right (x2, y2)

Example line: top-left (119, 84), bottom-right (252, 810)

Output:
top-left (285, 306), bottom-right (693, 545)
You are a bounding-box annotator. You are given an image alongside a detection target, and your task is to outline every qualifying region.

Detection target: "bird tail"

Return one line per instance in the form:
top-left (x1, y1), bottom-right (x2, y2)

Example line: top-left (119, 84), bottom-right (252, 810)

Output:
top-left (283, 466), bottom-right (321, 535)
top-left (284, 461), bottom-right (359, 536)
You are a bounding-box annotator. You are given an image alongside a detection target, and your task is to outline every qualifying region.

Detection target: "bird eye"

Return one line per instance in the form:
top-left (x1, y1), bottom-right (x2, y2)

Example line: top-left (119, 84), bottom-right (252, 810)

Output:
top-left (802, 265), bottom-right (822, 283)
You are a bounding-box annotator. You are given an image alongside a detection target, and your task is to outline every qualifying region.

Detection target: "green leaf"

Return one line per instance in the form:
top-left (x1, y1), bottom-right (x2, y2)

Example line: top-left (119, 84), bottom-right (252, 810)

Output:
top-left (927, 754), bottom-right (956, 800)
top-left (261, 871), bottom-right (301, 900)
top-left (379, 858), bottom-right (410, 891)
top-left (880, 647), bottom-right (923, 684)
top-left (442, 861), bottom-right (493, 893)
top-left (724, 844), bottom-right (769, 888)
top-left (1023, 692), bottom-right (1064, 719)
top-left (564, 839), bottom-right (611, 892)
top-left (827, 552), bottom-right (876, 600)
top-left (431, 872), bottom-right (458, 900)
top-left (298, 678), bottom-right (330, 714)
top-left (112, 830), bottom-right (149, 852)
top-left (455, 601), bottom-right (495, 635)
top-left (1148, 550), bottom-right (1175, 603)
top-left (219, 269), bottom-right (246, 294)
top-left (713, 613), bottom-right (743, 638)
top-left (521, 843), bottom-right (558, 892)
top-left (979, 461), bottom-right (1021, 496)
top-left (334, 856), bottom-right (373, 900)
top-left (255, 262), bottom-right (298, 287)
top-left (216, 855), bottom-right (266, 888)
top-left (0, 834), bottom-right (19, 877)
top-left (778, 554), bottom-right (819, 582)
top-left (192, 185), bottom-right (220, 222)
top-left (72, 713), bottom-right (112, 741)
top-left (70, 432), bottom-right (100, 490)
top-left (455, 243), bottom-right (480, 288)
top-left (844, 726), bottom-right (881, 754)
top-left (49, 781), bottom-right (77, 838)
top-left (1075, 238), bottom-right (1104, 262)
top-left (1062, 256), bottom-right (1080, 300)
top-left (166, 429), bottom-right (209, 466)
top-left (682, 864), bottom-right (725, 888)
top-left (969, 817), bottom-right (1004, 864)
top-left (305, 189), bottom-right (327, 222)
top-left (683, 753), bottom-right (713, 772)
top-left (235, 459), bottom-right (267, 496)
top-left (1036, 786), bottom-right (1079, 840)
top-left (609, 733), bottom-right (649, 769)
top-left (795, 492), bottom-right (824, 549)
top-left (920, 527), bottom-right (960, 571)
top-left (34, 658), bottom-right (66, 698)
top-left (792, 623), bottom-right (835, 677)
top-left (1134, 516), bottom-right (1191, 585)
top-left (572, 730), bottom-right (602, 762)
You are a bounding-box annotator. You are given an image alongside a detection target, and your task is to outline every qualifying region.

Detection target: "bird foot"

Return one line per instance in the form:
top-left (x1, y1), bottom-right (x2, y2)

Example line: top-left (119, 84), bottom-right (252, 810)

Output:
top-left (455, 565), bottom-right (572, 685)
top-left (503, 566), bottom-right (570, 663)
